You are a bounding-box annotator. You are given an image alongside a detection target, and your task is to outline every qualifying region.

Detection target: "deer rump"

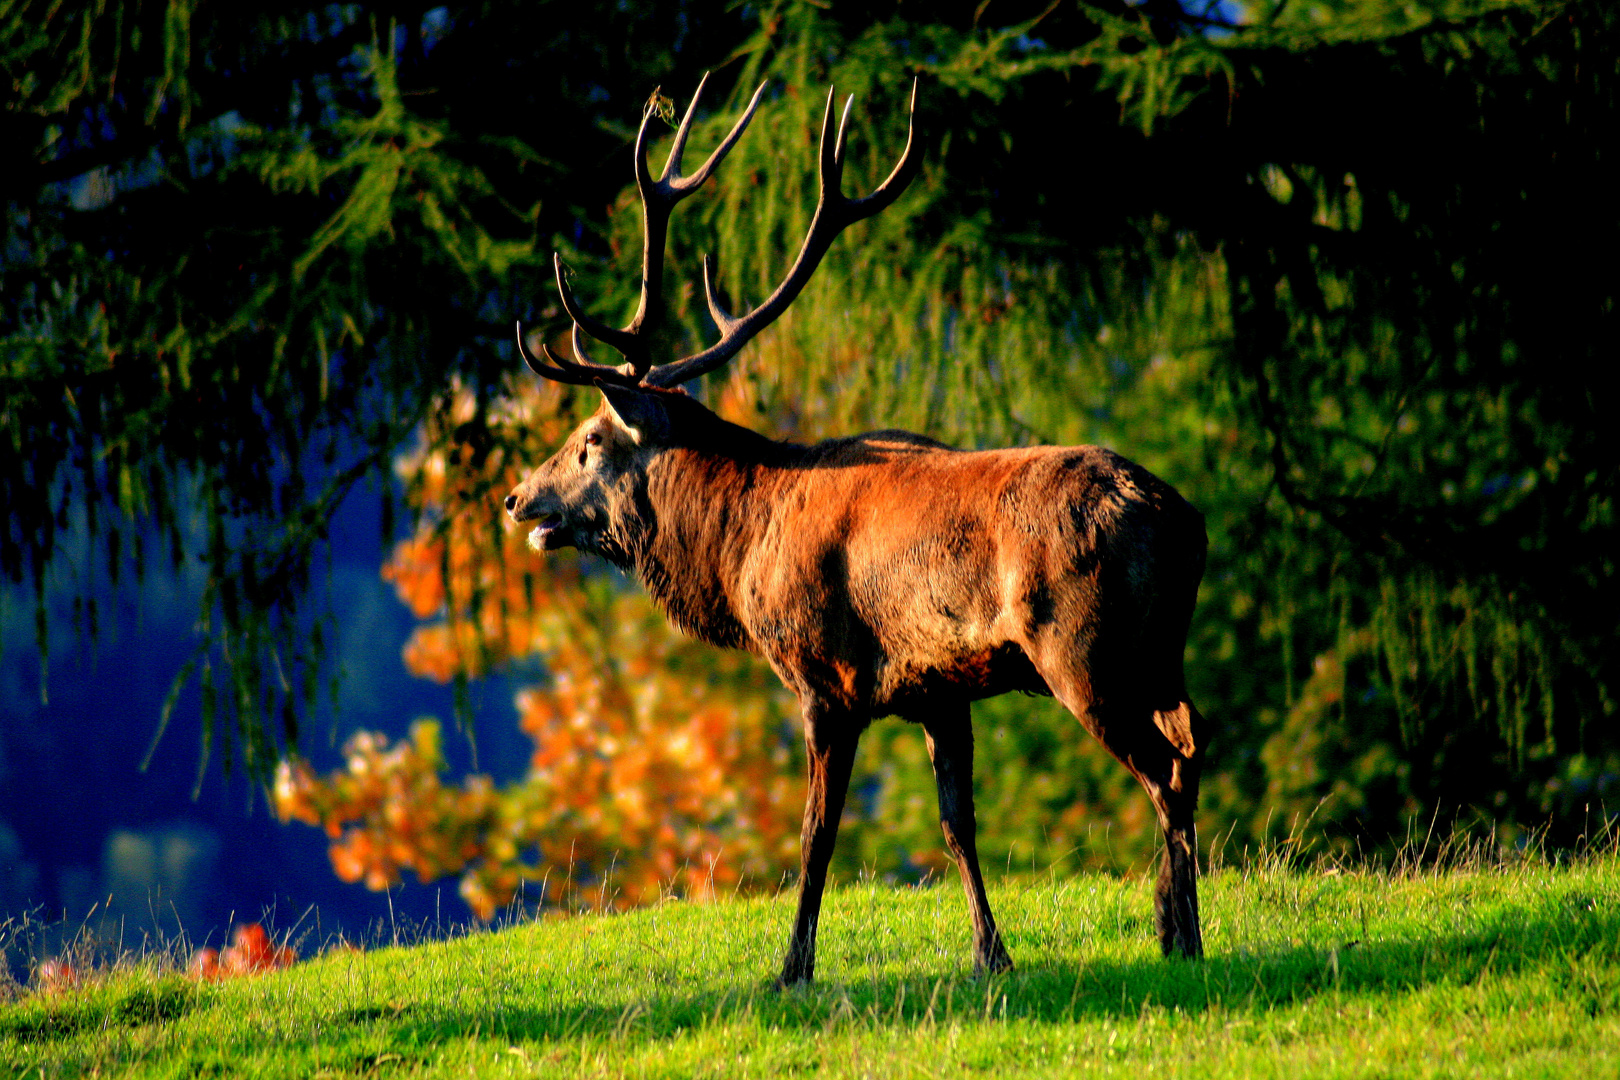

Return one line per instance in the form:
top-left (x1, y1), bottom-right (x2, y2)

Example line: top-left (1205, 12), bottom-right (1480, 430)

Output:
top-left (506, 74), bottom-right (1211, 986)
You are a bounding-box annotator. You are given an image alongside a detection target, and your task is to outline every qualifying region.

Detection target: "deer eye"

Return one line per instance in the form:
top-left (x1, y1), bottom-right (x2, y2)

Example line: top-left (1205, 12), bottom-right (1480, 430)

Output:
top-left (584, 432), bottom-right (602, 446)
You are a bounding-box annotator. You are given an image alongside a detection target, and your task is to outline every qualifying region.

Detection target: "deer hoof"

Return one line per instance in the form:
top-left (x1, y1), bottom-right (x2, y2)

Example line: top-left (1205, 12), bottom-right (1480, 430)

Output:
top-left (974, 952), bottom-right (1014, 977)
top-left (771, 972), bottom-right (813, 992)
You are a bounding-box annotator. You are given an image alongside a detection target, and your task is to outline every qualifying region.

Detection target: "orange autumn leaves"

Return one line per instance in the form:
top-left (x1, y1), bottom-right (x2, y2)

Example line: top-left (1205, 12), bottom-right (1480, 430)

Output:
top-left (275, 720), bottom-right (497, 899)
top-left (188, 923), bottom-right (298, 981)
top-left (275, 379), bottom-right (805, 919)
top-left (34, 923), bottom-right (295, 994)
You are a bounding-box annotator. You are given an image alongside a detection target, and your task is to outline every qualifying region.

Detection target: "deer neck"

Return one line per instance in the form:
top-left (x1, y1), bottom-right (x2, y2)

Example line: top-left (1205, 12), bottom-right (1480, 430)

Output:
top-left (627, 438), bottom-right (785, 652)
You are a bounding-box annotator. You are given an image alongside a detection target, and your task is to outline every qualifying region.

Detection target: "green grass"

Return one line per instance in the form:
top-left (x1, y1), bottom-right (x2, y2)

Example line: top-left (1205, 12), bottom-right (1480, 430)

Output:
top-left (4, 851), bottom-right (1618, 1078)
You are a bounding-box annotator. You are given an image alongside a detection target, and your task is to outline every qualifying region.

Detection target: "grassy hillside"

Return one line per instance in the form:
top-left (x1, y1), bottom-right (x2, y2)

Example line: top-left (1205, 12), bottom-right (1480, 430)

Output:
top-left (4, 850), bottom-right (1617, 1078)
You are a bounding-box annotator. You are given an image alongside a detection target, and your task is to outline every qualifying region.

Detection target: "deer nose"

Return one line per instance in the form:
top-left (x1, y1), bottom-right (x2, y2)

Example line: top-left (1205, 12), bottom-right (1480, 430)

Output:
top-left (504, 494), bottom-right (518, 513)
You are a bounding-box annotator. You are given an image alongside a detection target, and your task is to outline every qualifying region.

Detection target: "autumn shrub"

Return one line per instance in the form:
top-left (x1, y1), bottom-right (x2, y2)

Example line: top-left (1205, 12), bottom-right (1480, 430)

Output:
top-left (276, 379), bottom-right (811, 917)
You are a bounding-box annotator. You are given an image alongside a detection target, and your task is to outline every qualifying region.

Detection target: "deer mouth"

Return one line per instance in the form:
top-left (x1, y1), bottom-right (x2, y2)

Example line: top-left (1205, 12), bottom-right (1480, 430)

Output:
top-left (526, 513), bottom-right (569, 552)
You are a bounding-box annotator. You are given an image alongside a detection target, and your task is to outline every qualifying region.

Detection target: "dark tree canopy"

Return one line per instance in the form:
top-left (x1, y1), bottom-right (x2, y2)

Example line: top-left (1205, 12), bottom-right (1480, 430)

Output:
top-left (3, 0), bottom-right (1614, 844)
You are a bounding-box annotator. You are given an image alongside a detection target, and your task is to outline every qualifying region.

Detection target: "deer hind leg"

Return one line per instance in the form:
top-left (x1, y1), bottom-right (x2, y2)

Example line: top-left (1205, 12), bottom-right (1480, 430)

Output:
top-left (1140, 699), bottom-right (1206, 959)
top-left (777, 700), bottom-right (861, 988)
top-left (1030, 646), bottom-right (1208, 959)
top-left (916, 698), bottom-right (1013, 976)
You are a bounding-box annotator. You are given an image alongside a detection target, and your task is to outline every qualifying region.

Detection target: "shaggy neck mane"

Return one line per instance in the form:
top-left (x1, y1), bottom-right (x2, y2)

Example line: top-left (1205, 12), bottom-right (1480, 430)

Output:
top-left (624, 398), bottom-right (798, 652)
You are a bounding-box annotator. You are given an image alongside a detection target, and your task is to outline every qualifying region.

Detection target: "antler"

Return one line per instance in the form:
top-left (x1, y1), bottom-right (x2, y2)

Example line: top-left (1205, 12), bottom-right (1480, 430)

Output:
top-left (521, 76), bottom-right (921, 390)
top-left (515, 318), bottom-right (624, 386)
top-left (524, 73), bottom-right (768, 386)
top-left (646, 79), bottom-right (921, 388)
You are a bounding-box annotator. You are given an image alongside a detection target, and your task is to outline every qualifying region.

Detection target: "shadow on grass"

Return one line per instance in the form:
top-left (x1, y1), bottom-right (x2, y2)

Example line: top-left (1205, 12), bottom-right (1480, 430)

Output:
top-left (374, 890), bottom-right (1616, 1048)
top-left (0, 979), bottom-right (197, 1044)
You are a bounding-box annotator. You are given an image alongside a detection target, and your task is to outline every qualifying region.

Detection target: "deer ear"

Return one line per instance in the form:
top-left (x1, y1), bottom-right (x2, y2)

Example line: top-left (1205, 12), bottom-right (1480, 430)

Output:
top-left (597, 382), bottom-right (671, 445)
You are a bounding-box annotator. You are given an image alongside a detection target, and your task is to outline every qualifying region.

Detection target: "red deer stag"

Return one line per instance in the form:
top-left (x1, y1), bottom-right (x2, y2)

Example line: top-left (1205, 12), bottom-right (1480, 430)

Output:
top-left (506, 75), bottom-right (1210, 986)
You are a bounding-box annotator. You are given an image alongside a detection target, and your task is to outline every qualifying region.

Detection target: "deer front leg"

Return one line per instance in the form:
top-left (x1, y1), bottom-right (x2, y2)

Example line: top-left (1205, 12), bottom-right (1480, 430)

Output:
top-left (922, 702), bottom-right (1013, 975)
top-left (776, 702), bottom-right (860, 987)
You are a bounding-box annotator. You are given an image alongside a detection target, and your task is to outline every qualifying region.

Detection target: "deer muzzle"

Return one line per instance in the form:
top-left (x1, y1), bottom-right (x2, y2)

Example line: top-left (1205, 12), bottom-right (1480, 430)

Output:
top-left (526, 513), bottom-right (568, 552)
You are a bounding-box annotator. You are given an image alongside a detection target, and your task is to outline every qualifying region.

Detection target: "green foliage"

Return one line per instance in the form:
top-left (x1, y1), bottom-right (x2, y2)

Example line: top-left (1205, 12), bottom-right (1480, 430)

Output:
top-left (4, 0), bottom-right (1616, 850)
top-left (2, 0), bottom-right (757, 772)
top-left (1203, 0), bottom-right (1620, 840)
top-left (4, 852), bottom-right (1619, 1077)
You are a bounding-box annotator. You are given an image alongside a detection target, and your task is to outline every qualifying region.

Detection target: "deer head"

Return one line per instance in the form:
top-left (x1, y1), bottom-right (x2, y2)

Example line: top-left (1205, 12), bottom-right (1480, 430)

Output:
top-left (506, 382), bottom-right (678, 564)
top-left (504, 74), bottom-right (920, 554)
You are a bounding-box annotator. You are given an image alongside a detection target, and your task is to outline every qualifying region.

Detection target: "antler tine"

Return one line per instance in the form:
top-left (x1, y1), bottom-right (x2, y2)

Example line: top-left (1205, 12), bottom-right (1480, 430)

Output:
top-left (537, 342), bottom-right (601, 384)
top-left (546, 320), bottom-right (628, 380)
top-left (645, 80), bottom-right (922, 389)
top-left (833, 92), bottom-right (855, 167)
top-left (666, 78), bottom-right (769, 195)
top-left (632, 93), bottom-right (663, 203)
top-left (700, 254), bottom-right (741, 337)
top-left (569, 322), bottom-right (606, 371)
top-left (517, 320), bottom-right (598, 387)
top-left (656, 72), bottom-right (710, 186)
top-left (844, 77), bottom-right (922, 222)
top-left (656, 78), bottom-right (703, 184)
top-left (816, 86), bottom-right (843, 194)
top-left (551, 253), bottom-right (640, 365)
